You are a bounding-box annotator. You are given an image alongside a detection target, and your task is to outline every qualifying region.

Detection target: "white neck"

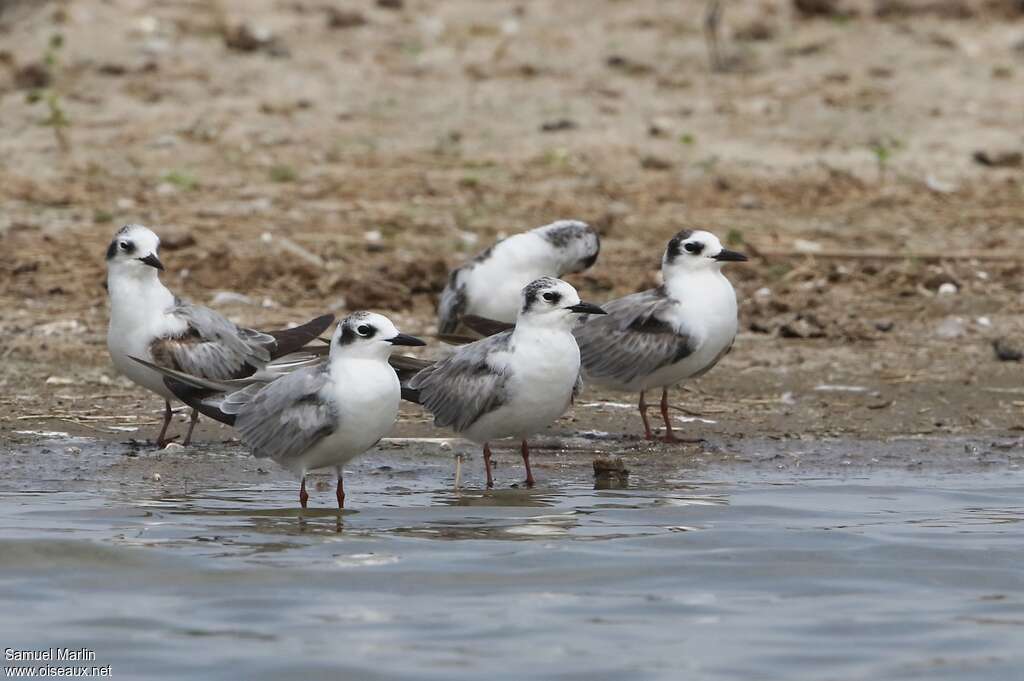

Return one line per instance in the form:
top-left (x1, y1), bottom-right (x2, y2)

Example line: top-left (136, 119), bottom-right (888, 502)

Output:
top-left (107, 267), bottom-right (175, 324)
top-left (512, 314), bottom-right (575, 338)
top-left (663, 265), bottom-right (729, 300)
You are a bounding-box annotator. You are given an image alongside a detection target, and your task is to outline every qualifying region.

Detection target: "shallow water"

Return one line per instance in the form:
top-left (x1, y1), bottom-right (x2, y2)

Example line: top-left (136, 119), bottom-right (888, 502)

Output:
top-left (2, 436), bottom-right (1023, 680)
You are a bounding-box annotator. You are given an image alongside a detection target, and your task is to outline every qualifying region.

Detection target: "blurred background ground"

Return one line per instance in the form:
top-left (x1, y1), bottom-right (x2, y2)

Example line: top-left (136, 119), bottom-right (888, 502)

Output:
top-left (2, 0), bottom-right (1024, 445)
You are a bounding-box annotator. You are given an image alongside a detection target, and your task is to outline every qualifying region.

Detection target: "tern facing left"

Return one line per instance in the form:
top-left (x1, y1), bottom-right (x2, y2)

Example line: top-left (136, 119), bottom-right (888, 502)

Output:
top-left (404, 277), bottom-right (605, 488)
top-left (132, 312), bottom-right (425, 508)
top-left (105, 224), bottom-right (333, 448)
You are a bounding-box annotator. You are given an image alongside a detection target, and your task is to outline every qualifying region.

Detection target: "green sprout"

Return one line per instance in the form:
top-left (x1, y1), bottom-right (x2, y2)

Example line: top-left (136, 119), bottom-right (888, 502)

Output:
top-left (869, 137), bottom-right (903, 183)
top-left (27, 34), bottom-right (71, 152)
top-left (269, 164), bottom-right (298, 183)
top-left (162, 170), bottom-right (199, 191)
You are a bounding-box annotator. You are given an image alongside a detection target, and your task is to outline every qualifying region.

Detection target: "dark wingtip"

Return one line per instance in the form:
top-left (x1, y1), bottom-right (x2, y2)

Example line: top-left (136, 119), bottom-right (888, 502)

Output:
top-left (436, 333), bottom-right (479, 346)
top-left (303, 314), bottom-right (335, 337)
top-left (461, 314), bottom-right (515, 337)
top-left (267, 313), bottom-right (336, 359)
top-left (162, 378), bottom-right (235, 426)
top-left (390, 355), bottom-right (432, 372)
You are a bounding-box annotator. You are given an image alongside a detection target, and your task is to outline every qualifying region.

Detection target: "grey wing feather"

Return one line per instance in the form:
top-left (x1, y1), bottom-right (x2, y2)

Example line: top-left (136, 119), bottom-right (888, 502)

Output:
top-left (407, 331), bottom-right (511, 432)
top-left (151, 300), bottom-right (276, 380)
top-left (573, 289), bottom-right (694, 386)
top-left (437, 267), bottom-right (469, 334)
top-left (230, 365), bottom-right (338, 461)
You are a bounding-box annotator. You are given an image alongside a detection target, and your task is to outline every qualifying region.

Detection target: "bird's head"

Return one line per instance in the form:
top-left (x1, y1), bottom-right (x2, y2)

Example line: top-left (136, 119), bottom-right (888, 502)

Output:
top-left (535, 220), bottom-right (602, 274)
top-left (662, 229), bottom-right (747, 278)
top-left (105, 224), bottom-right (164, 277)
top-left (331, 311), bottom-right (425, 360)
top-left (517, 276), bottom-right (606, 329)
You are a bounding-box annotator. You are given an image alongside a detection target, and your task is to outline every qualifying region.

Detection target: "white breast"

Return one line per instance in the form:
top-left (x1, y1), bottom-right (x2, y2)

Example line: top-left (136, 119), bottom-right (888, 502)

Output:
top-left (106, 276), bottom-right (185, 400)
top-left (292, 359), bottom-right (400, 474)
top-left (638, 270), bottom-right (738, 391)
top-left (463, 328), bottom-right (580, 443)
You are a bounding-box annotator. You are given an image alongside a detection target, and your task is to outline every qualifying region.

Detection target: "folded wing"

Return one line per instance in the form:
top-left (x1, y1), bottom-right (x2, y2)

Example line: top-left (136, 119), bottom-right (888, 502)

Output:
top-left (405, 331), bottom-right (512, 432)
top-left (573, 288), bottom-right (694, 386)
top-left (150, 301), bottom-right (332, 380)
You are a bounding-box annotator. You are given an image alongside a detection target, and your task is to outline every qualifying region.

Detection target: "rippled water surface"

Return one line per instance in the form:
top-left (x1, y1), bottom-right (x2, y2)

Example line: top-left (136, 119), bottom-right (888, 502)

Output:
top-left (2, 438), bottom-right (1023, 680)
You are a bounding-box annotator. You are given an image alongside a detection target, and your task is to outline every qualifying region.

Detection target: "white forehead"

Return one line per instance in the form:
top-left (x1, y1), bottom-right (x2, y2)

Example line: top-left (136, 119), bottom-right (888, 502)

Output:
top-left (689, 230), bottom-right (722, 248)
top-left (552, 279), bottom-right (580, 297)
top-left (115, 224), bottom-right (160, 250)
top-left (362, 312), bottom-right (397, 331)
top-left (542, 278), bottom-right (582, 304)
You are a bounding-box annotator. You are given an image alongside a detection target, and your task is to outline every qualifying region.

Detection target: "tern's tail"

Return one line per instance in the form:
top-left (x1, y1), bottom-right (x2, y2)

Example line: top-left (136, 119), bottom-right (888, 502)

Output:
top-left (457, 315), bottom-right (514, 340)
top-left (389, 354), bottom-right (433, 404)
top-left (265, 313), bottom-right (335, 359)
top-left (433, 315), bottom-right (515, 345)
top-left (126, 356), bottom-right (242, 426)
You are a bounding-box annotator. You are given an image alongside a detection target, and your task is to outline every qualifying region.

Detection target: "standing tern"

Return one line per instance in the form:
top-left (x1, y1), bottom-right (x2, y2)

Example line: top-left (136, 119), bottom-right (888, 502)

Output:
top-left (404, 277), bottom-right (605, 488)
top-left (132, 312), bottom-right (425, 508)
top-left (573, 229), bottom-right (747, 441)
top-left (105, 224), bottom-right (333, 447)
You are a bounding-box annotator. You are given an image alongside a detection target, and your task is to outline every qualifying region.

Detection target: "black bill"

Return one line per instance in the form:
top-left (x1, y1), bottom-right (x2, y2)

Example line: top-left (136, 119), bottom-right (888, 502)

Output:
top-left (388, 333), bottom-right (427, 347)
top-left (567, 302), bottom-right (607, 315)
top-left (138, 253), bottom-right (165, 270)
top-left (713, 248), bottom-right (748, 262)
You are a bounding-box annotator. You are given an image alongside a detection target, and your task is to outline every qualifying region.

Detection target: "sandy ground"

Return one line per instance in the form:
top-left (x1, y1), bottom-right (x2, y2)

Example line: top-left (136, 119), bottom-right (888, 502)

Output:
top-left (2, 0), bottom-right (1024, 453)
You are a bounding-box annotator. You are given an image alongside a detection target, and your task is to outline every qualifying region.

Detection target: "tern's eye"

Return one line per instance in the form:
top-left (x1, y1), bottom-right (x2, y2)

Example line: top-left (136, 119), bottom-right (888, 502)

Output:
top-left (119, 241), bottom-right (130, 251)
top-left (542, 291), bottom-right (559, 303)
top-left (684, 242), bottom-right (703, 254)
top-left (356, 324), bottom-right (374, 337)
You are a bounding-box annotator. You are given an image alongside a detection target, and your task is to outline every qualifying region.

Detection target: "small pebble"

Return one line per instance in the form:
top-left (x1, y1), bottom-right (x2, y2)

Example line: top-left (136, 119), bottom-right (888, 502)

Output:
top-left (593, 456), bottom-right (629, 478)
top-left (993, 339), bottom-right (1023, 362)
top-left (540, 119), bottom-right (578, 132)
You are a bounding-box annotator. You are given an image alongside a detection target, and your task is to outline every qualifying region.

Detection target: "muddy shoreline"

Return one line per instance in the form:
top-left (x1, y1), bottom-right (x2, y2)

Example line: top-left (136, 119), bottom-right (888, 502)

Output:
top-left (3, 1), bottom-right (1024, 454)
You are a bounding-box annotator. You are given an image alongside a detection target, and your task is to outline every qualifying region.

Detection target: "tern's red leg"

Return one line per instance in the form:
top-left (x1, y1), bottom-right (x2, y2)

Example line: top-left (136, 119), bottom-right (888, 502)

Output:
top-left (638, 391), bottom-right (654, 440)
top-left (155, 400), bottom-right (177, 449)
top-left (660, 388), bottom-right (682, 444)
top-left (182, 408), bottom-right (200, 447)
top-left (520, 440), bottom-right (535, 487)
top-left (336, 469), bottom-right (345, 509)
top-left (483, 443), bottom-right (494, 489)
top-left (299, 476), bottom-right (309, 509)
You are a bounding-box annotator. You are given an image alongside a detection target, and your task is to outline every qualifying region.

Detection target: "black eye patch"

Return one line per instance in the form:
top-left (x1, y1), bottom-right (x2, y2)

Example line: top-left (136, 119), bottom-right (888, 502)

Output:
top-left (684, 242), bottom-right (704, 254)
top-left (106, 240), bottom-right (135, 259)
top-left (665, 229), bottom-right (695, 262)
top-left (542, 291), bottom-right (561, 303)
top-left (356, 324), bottom-right (376, 338)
